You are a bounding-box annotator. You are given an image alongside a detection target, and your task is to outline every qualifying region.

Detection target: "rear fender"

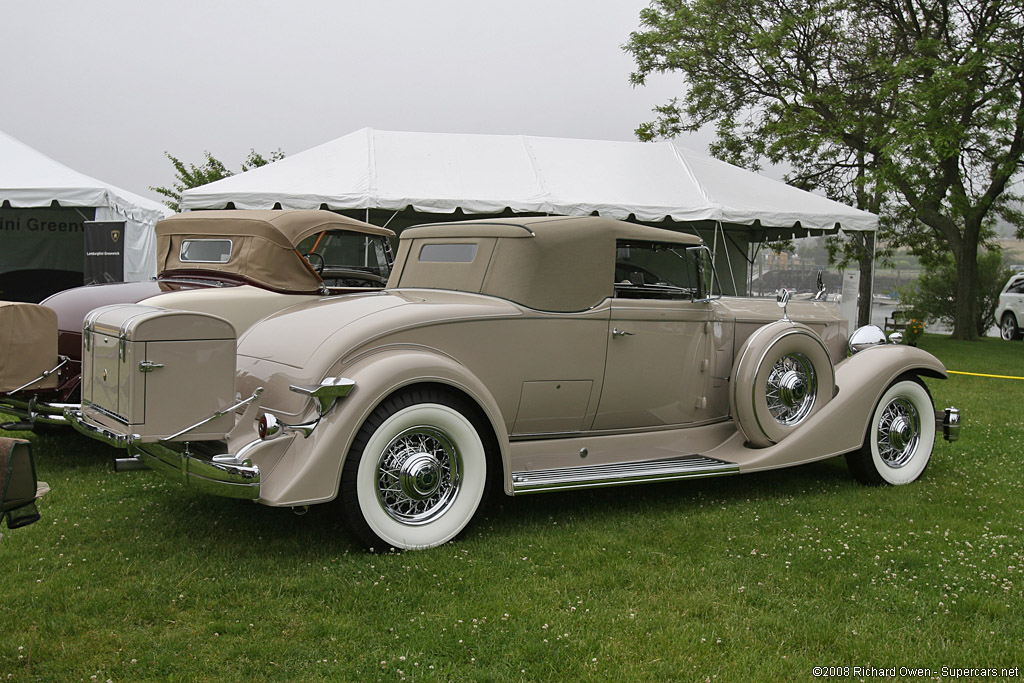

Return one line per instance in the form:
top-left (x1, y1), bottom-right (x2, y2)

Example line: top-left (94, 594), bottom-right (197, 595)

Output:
top-left (254, 346), bottom-right (510, 507)
top-left (714, 344), bottom-right (947, 472)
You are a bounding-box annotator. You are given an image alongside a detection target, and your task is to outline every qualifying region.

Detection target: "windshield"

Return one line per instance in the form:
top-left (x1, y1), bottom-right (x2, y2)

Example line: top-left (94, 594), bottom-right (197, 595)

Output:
top-left (297, 230), bottom-right (393, 285)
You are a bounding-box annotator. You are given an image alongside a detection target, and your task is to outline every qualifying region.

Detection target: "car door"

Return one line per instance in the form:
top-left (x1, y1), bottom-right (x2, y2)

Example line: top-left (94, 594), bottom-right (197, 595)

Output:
top-left (1011, 278), bottom-right (1024, 321)
top-left (593, 240), bottom-right (712, 430)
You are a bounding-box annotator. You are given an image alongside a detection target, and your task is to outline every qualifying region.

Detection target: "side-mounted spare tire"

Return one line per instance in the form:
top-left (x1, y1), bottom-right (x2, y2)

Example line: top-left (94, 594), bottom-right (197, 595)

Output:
top-left (730, 321), bottom-right (835, 448)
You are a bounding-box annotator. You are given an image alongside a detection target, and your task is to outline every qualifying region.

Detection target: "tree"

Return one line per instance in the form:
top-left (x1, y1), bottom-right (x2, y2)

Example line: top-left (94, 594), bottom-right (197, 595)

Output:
top-left (900, 248), bottom-right (1012, 336)
top-left (151, 148), bottom-right (285, 212)
top-left (625, 0), bottom-right (1024, 339)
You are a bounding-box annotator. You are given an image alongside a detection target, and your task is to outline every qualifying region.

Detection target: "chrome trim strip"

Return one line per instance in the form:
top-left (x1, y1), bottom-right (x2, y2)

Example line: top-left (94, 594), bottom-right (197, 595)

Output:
top-left (162, 388), bottom-right (263, 441)
top-left (81, 400), bottom-right (129, 426)
top-left (511, 455), bottom-right (738, 495)
top-left (65, 408), bottom-right (133, 447)
top-left (8, 357), bottom-right (69, 394)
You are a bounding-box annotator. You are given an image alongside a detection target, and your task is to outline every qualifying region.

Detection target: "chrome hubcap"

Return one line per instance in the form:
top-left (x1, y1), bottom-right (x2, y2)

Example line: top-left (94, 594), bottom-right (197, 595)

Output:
top-left (778, 370), bottom-right (807, 406)
top-left (1002, 317), bottom-right (1016, 340)
top-left (399, 452), bottom-right (443, 500)
top-left (766, 353), bottom-right (817, 425)
top-left (877, 397), bottom-right (920, 468)
top-left (376, 426), bottom-right (461, 525)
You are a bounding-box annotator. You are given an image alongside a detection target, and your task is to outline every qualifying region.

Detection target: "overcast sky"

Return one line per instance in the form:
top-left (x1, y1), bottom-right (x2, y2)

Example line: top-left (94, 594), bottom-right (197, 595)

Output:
top-left (0, 0), bottom-right (695, 204)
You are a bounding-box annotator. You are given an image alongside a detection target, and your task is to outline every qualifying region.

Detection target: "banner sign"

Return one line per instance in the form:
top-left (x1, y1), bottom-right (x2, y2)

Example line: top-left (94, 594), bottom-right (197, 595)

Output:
top-left (0, 208), bottom-right (93, 301)
top-left (839, 269), bottom-right (861, 329)
top-left (0, 208), bottom-right (90, 274)
top-left (83, 221), bottom-right (126, 285)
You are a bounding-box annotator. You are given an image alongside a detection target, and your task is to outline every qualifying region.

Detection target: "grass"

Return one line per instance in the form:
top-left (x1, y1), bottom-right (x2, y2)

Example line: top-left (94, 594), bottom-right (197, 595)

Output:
top-left (1, 334), bottom-right (1022, 682)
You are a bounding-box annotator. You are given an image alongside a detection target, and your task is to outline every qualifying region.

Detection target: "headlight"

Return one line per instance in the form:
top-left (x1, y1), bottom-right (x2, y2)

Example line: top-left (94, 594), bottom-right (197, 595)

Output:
top-left (848, 325), bottom-right (888, 355)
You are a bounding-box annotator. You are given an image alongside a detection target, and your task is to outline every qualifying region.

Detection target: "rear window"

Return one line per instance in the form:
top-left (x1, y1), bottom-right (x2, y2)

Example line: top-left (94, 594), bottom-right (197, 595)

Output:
top-left (418, 243), bottom-right (478, 263)
top-left (180, 239), bottom-right (233, 263)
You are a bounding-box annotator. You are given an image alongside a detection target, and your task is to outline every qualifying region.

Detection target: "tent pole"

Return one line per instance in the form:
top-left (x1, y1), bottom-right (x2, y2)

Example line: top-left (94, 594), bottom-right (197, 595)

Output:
top-left (749, 241), bottom-right (757, 294)
top-left (381, 210), bottom-right (400, 230)
top-left (717, 222), bottom-right (739, 296)
top-left (868, 230), bottom-right (877, 325)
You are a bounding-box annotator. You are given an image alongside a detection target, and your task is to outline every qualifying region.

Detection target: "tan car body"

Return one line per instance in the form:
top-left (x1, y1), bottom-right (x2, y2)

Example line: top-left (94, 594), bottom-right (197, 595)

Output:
top-left (69, 216), bottom-right (956, 549)
top-left (1, 210), bottom-right (393, 429)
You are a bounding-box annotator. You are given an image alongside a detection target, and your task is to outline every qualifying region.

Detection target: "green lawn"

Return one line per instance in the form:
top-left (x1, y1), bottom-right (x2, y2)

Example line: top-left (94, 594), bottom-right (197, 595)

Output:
top-left (2, 335), bottom-right (1021, 682)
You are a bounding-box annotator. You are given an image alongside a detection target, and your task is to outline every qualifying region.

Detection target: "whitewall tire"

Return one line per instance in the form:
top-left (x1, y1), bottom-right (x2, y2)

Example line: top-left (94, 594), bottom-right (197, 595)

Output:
top-left (341, 389), bottom-right (491, 550)
top-left (847, 377), bottom-right (935, 485)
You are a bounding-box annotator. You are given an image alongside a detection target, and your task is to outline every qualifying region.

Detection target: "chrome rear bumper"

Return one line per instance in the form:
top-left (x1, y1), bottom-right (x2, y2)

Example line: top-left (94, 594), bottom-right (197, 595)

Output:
top-left (938, 407), bottom-right (961, 442)
top-left (65, 409), bottom-right (260, 500)
top-left (0, 397), bottom-right (75, 430)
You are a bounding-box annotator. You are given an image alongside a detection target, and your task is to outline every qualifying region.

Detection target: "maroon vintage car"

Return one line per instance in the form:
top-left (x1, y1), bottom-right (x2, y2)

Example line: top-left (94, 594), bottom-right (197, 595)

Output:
top-left (0, 210), bottom-right (394, 431)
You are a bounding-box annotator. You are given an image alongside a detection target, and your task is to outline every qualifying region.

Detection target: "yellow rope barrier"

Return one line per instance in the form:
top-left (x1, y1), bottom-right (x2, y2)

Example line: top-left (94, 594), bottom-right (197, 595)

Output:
top-left (947, 370), bottom-right (1024, 381)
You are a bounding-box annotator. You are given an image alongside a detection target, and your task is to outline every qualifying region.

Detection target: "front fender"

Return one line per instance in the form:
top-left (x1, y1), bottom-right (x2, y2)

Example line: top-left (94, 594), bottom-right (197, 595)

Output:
top-left (254, 346), bottom-right (511, 507)
top-left (712, 344), bottom-right (947, 472)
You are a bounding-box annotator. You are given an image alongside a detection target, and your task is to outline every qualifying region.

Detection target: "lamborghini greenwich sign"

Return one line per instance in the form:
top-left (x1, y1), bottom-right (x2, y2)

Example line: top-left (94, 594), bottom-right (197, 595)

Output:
top-left (0, 208), bottom-right (91, 275)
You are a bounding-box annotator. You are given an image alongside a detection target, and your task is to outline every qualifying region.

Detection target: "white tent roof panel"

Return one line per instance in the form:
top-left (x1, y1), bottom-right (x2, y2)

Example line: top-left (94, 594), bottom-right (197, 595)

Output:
top-left (181, 128), bottom-right (877, 232)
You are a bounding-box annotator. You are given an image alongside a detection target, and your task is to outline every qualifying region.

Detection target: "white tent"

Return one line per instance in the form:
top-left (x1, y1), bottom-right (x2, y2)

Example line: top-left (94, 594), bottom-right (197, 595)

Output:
top-left (181, 127), bottom-right (878, 233)
top-left (1, 130), bottom-right (171, 283)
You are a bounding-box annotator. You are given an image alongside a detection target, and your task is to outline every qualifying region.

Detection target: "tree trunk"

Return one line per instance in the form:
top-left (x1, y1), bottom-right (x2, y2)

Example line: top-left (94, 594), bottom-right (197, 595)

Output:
top-left (951, 238), bottom-right (980, 340)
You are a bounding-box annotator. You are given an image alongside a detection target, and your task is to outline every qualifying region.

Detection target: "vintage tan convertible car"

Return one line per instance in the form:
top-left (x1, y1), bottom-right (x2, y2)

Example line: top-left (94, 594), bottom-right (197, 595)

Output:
top-left (0, 210), bottom-right (393, 433)
top-left (67, 216), bottom-right (960, 550)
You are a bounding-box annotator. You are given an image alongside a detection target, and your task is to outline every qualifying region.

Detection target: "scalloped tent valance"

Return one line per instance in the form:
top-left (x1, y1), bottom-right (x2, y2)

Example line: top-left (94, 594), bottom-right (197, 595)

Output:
top-left (180, 128), bottom-right (877, 234)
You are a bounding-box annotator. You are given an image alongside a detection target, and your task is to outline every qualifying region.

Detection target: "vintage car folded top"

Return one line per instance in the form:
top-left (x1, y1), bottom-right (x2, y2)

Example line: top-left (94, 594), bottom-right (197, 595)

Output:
top-left (0, 210), bottom-right (394, 432)
top-left (67, 216), bottom-right (960, 550)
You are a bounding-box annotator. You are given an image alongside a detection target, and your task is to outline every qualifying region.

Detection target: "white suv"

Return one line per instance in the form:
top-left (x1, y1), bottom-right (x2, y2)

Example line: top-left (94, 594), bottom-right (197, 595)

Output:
top-left (996, 272), bottom-right (1024, 340)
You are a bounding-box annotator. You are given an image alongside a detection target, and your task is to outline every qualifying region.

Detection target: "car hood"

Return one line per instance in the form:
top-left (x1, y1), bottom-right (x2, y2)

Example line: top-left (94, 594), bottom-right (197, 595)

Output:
top-left (236, 288), bottom-right (522, 370)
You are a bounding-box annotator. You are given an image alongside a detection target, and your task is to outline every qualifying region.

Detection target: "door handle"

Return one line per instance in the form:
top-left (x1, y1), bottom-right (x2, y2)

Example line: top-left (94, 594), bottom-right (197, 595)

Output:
top-left (612, 327), bottom-right (634, 338)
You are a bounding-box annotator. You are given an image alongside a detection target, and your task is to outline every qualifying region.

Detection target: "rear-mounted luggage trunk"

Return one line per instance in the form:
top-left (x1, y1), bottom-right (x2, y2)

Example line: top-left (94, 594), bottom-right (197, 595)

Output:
top-left (0, 302), bottom-right (59, 393)
top-left (81, 304), bottom-right (236, 442)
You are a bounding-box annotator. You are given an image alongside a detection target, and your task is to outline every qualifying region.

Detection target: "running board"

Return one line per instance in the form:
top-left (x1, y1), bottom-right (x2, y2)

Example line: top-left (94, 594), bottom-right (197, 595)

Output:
top-left (511, 455), bottom-right (739, 495)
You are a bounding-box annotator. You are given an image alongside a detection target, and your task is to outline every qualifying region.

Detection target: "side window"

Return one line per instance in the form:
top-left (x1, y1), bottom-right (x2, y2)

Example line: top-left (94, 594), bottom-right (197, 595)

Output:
top-left (418, 243), bottom-right (478, 263)
top-left (1009, 279), bottom-right (1024, 294)
top-left (614, 240), bottom-right (701, 300)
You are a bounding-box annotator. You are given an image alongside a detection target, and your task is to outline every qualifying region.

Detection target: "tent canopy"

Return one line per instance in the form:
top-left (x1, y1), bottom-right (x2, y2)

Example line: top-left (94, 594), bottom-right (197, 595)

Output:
top-left (1, 130), bottom-right (171, 282)
top-left (180, 128), bottom-right (878, 234)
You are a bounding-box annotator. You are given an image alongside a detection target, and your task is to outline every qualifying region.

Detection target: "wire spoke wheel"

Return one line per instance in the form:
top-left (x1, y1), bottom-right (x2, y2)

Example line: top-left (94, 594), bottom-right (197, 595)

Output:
top-left (764, 352), bottom-right (817, 426)
top-left (875, 397), bottom-right (920, 468)
top-left (376, 426), bottom-right (462, 525)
